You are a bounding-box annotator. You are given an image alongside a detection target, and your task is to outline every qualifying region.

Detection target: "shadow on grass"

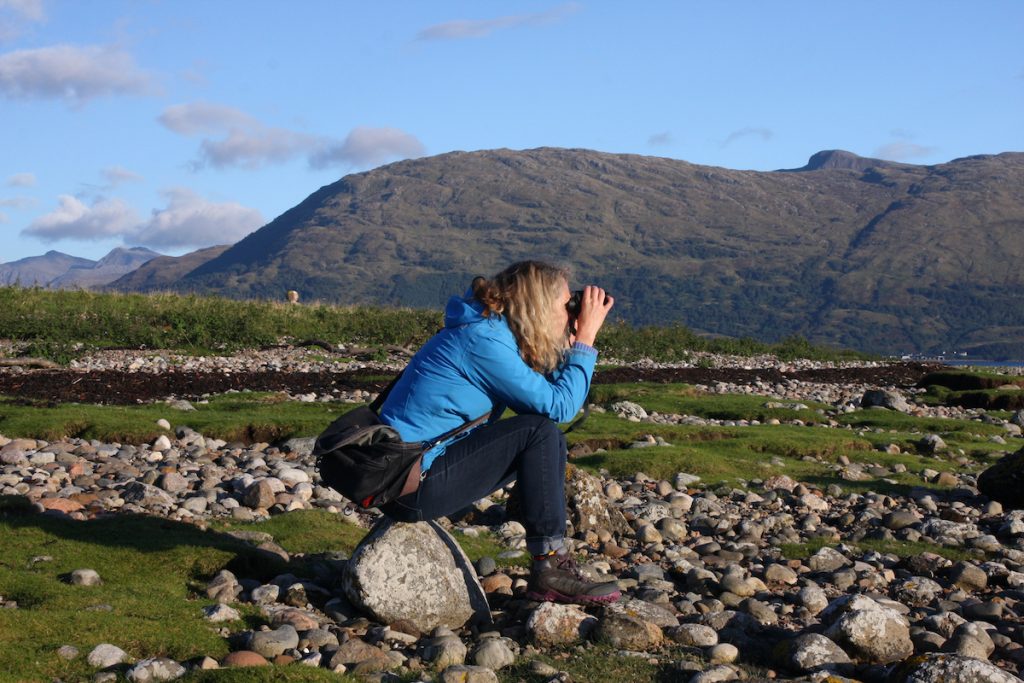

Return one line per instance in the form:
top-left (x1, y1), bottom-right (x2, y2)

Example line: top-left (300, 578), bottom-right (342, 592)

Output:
top-left (0, 495), bottom-right (298, 583)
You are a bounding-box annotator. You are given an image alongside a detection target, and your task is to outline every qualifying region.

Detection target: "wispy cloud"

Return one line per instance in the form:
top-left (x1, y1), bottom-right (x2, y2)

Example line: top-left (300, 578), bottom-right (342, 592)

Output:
top-left (874, 141), bottom-right (937, 161)
top-left (310, 127), bottom-right (425, 168)
top-left (721, 127), bottom-right (773, 148)
top-left (0, 196), bottom-right (35, 209)
top-left (416, 2), bottom-right (580, 41)
top-left (7, 171), bottom-right (35, 187)
top-left (159, 102), bottom-right (256, 136)
top-left (0, 0), bottom-right (45, 42)
top-left (0, 0), bottom-right (44, 22)
top-left (102, 166), bottom-right (144, 187)
top-left (130, 188), bottom-right (264, 249)
top-left (0, 44), bottom-right (154, 105)
top-left (23, 195), bottom-right (141, 242)
top-left (22, 188), bottom-right (264, 249)
top-left (0, 211), bottom-right (7, 223)
top-left (159, 102), bottom-right (424, 170)
top-left (647, 131), bottom-right (672, 147)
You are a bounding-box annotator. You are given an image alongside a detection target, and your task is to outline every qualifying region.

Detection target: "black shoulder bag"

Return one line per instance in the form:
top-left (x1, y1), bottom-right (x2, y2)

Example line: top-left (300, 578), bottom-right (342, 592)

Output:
top-left (314, 374), bottom-right (489, 509)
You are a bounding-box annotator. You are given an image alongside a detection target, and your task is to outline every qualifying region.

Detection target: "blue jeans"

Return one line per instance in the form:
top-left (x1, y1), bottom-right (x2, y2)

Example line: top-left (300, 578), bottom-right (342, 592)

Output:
top-left (380, 414), bottom-right (567, 556)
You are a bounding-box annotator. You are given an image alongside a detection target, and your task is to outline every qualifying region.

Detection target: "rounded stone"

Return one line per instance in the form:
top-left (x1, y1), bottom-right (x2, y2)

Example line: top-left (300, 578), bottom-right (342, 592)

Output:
top-left (70, 568), bottom-right (102, 586)
top-left (87, 643), bottom-right (128, 668)
top-left (708, 643), bottom-right (739, 664)
top-left (222, 650), bottom-right (270, 668)
top-left (250, 625), bottom-right (300, 658)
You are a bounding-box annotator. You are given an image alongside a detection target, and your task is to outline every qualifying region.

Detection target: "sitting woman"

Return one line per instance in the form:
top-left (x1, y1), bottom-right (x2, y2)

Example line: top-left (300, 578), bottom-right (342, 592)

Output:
top-left (378, 260), bottom-right (620, 604)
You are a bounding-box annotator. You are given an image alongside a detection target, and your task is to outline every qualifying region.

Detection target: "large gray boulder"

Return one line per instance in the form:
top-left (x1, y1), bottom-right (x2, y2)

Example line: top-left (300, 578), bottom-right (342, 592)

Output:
top-left (861, 388), bottom-right (912, 412)
top-left (978, 446), bottom-right (1024, 509)
top-left (892, 653), bottom-right (1023, 683)
top-left (820, 595), bottom-right (913, 664)
top-left (565, 465), bottom-right (631, 537)
top-left (344, 519), bottom-right (489, 632)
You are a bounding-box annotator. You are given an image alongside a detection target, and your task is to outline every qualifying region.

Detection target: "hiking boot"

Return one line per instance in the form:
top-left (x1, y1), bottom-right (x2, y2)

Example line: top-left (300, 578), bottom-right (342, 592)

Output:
top-left (526, 549), bottom-right (621, 604)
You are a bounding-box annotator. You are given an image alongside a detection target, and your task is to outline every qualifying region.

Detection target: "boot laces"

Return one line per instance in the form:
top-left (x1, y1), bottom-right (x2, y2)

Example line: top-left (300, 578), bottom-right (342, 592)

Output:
top-left (554, 551), bottom-right (585, 580)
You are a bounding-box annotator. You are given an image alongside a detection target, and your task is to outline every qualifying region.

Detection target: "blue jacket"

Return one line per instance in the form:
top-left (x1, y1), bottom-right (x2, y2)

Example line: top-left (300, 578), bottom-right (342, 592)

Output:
top-left (378, 291), bottom-right (597, 471)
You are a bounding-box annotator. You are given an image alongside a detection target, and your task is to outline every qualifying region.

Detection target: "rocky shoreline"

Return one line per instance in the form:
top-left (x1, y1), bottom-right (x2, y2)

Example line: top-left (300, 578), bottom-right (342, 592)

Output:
top-left (2, 349), bottom-right (1024, 682)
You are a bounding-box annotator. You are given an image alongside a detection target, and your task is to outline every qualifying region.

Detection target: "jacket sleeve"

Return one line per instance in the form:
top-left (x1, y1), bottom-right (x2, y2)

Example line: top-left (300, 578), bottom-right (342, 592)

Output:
top-left (462, 333), bottom-right (596, 423)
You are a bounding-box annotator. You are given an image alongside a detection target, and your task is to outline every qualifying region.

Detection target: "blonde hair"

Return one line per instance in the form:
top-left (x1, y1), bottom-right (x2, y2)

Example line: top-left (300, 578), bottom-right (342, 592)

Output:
top-left (473, 261), bottom-right (569, 373)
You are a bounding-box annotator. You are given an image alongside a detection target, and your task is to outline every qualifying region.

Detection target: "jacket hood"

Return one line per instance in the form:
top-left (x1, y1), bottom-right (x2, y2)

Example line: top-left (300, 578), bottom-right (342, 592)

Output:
top-left (444, 290), bottom-right (487, 328)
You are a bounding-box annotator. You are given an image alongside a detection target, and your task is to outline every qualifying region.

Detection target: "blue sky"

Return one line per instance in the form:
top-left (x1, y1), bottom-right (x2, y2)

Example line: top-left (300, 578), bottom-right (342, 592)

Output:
top-left (2, 0), bottom-right (1022, 263)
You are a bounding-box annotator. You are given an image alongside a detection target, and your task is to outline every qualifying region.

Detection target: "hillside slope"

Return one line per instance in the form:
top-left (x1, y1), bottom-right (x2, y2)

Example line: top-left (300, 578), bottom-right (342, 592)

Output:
top-left (165, 147), bottom-right (1024, 357)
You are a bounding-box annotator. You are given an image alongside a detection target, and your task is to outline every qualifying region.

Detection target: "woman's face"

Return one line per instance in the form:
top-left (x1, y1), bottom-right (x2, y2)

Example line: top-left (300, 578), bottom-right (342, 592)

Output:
top-left (550, 278), bottom-right (571, 340)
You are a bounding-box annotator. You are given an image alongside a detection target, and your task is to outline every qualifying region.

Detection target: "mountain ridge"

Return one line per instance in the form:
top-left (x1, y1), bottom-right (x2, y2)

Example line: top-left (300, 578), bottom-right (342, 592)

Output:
top-left (39, 147), bottom-right (1024, 357)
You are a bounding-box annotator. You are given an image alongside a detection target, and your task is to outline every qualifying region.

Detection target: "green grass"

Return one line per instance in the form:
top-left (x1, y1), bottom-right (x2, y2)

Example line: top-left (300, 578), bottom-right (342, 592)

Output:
top-left (498, 645), bottom-right (693, 683)
top-left (780, 536), bottom-right (977, 563)
top-left (592, 382), bottom-right (831, 422)
top-left (0, 286), bottom-right (870, 363)
top-left (0, 392), bottom-right (347, 443)
top-left (0, 502), bottom-right (307, 681)
top-left (0, 501), bottom-right (542, 682)
top-left (567, 414), bottom-right (983, 495)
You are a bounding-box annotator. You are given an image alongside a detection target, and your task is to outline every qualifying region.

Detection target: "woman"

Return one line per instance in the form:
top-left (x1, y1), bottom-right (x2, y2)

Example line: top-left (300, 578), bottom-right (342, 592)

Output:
top-left (378, 261), bottom-right (620, 604)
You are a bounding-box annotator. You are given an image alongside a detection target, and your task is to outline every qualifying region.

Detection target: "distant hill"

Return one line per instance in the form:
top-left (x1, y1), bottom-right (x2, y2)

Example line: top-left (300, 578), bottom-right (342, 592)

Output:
top-left (0, 250), bottom-right (95, 287)
top-left (48, 247), bottom-right (161, 290)
top-left (144, 147), bottom-right (1023, 357)
top-left (106, 245), bottom-right (230, 293)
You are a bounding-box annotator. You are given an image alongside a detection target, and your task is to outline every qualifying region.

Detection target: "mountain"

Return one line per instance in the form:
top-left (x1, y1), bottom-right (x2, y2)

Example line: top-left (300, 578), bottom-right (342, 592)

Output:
top-left (0, 250), bottom-right (95, 286)
top-left (106, 245), bottom-right (231, 293)
top-left (48, 247), bottom-right (161, 290)
top-left (155, 147), bottom-right (1023, 357)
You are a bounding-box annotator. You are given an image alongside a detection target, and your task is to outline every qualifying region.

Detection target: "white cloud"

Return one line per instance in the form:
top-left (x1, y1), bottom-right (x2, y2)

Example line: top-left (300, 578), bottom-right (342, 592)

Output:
top-left (647, 131), bottom-right (672, 147)
top-left (0, 0), bottom-right (45, 42)
top-left (721, 127), bottom-right (773, 147)
top-left (21, 188), bottom-right (264, 249)
top-left (199, 126), bottom-right (324, 169)
top-left (416, 2), bottom-right (580, 41)
top-left (7, 171), bottom-right (35, 186)
top-left (158, 102), bottom-right (256, 135)
top-left (310, 127), bottom-right (425, 168)
top-left (130, 188), bottom-right (264, 249)
top-left (874, 142), bottom-right (937, 161)
top-left (23, 194), bottom-right (141, 242)
top-left (0, 44), bottom-right (153, 105)
top-left (0, 0), bottom-right (43, 21)
top-left (0, 196), bottom-right (35, 209)
top-left (102, 166), bottom-right (144, 186)
top-left (160, 102), bottom-right (424, 170)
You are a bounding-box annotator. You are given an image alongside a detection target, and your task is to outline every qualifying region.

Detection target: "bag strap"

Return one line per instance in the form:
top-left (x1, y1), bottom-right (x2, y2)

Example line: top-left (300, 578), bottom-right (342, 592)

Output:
top-left (427, 411), bottom-right (491, 447)
top-left (562, 401), bottom-right (591, 434)
top-left (369, 370), bottom-right (403, 413)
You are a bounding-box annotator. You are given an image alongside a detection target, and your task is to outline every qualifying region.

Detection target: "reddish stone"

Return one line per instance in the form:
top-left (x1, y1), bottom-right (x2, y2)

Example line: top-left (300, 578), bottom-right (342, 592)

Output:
top-left (481, 573), bottom-right (514, 594)
top-left (69, 493), bottom-right (99, 506)
top-left (37, 497), bottom-right (84, 513)
top-left (272, 654), bottom-right (295, 666)
top-left (222, 651), bottom-right (269, 667)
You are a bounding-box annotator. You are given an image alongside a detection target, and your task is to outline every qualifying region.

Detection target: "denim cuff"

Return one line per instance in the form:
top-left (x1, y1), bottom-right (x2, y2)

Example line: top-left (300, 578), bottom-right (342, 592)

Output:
top-left (570, 341), bottom-right (598, 356)
top-left (526, 535), bottom-right (565, 557)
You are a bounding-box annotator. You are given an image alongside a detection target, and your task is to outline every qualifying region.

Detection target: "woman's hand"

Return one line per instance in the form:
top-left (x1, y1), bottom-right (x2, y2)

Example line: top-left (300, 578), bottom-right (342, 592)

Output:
top-left (572, 286), bottom-right (614, 347)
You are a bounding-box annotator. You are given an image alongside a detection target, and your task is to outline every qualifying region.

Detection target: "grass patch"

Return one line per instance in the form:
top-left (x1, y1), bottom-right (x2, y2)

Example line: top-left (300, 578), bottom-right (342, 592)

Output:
top-left (0, 286), bottom-right (870, 364)
top-left (0, 501), bottom-right (535, 681)
top-left (0, 505), bottom-right (287, 681)
top-left (591, 382), bottom-right (831, 422)
top-left (0, 392), bottom-right (349, 443)
top-left (781, 536), bottom-right (977, 563)
top-left (499, 645), bottom-right (692, 683)
top-left (569, 417), bottom-right (982, 496)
